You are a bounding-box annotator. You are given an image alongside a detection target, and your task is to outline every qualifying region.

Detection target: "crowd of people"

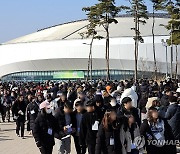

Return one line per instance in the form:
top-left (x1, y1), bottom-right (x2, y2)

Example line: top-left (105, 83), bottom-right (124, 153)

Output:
top-left (0, 78), bottom-right (180, 154)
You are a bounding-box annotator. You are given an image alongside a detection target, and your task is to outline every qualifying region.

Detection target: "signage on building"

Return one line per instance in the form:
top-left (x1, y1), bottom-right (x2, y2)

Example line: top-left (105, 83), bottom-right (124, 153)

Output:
top-left (53, 71), bottom-right (84, 79)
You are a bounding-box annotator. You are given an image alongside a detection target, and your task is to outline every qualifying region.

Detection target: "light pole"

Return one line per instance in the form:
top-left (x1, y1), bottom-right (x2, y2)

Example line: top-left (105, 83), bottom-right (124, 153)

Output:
top-left (161, 39), bottom-right (169, 78)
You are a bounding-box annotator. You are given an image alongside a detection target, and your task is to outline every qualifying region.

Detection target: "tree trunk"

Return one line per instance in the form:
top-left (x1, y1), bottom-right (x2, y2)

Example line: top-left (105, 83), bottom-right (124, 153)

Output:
top-left (87, 49), bottom-right (91, 81)
top-left (86, 34), bottom-right (94, 82)
top-left (152, 5), bottom-right (158, 80)
top-left (106, 29), bottom-right (110, 81)
top-left (175, 45), bottom-right (178, 80)
top-left (105, 14), bottom-right (110, 81)
top-left (134, 0), bottom-right (138, 81)
top-left (90, 36), bottom-right (94, 83)
top-left (170, 23), bottom-right (173, 78)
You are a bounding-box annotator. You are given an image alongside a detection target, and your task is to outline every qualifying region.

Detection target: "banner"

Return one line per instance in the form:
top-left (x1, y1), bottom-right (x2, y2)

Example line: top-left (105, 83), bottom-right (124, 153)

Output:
top-left (53, 71), bottom-right (84, 79)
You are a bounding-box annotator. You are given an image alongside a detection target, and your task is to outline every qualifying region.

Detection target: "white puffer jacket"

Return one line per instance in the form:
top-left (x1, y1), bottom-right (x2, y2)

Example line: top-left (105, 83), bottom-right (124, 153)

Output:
top-left (120, 87), bottom-right (138, 108)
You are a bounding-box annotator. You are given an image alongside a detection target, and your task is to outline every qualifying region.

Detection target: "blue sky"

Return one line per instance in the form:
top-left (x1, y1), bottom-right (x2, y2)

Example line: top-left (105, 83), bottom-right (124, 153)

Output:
top-left (0, 0), bottom-right (153, 43)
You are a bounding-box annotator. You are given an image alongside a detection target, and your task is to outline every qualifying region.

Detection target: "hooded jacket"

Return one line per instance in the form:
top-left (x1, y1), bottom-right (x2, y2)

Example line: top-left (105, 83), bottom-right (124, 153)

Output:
top-left (120, 88), bottom-right (138, 108)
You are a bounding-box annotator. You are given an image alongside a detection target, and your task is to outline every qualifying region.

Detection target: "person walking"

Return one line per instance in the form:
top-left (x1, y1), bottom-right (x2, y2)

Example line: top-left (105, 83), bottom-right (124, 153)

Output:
top-left (95, 110), bottom-right (122, 154)
top-left (140, 107), bottom-right (176, 154)
top-left (33, 101), bottom-right (59, 154)
top-left (165, 96), bottom-right (180, 140)
top-left (72, 101), bottom-right (86, 154)
top-left (54, 101), bottom-right (74, 154)
top-left (117, 97), bottom-right (140, 126)
top-left (26, 96), bottom-right (39, 135)
top-left (80, 100), bottom-right (102, 154)
top-left (120, 114), bottom-right (143, 154)
top-left (1, 90), bottom-right (12, 122)
top-left (12, 95), bottom-right (26, 139)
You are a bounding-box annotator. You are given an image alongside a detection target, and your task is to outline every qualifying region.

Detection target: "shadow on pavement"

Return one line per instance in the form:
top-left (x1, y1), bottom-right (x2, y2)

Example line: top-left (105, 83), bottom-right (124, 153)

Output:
top-left (0, 137), bottom-right (13, 141)
top-left (2, 128), bottom-right (16, 132)
top-left (24, 135), bottom-right (34, 139)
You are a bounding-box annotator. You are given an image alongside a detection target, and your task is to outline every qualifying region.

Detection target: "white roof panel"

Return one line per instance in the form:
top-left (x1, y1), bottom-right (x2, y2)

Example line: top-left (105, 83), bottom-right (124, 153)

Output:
top-left (4, 15), bottom-right (170, 44)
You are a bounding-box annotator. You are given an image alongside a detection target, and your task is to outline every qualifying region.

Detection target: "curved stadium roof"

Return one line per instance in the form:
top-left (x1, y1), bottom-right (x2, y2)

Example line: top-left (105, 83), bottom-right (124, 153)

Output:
top-left (4, 13), bottom-right (170, 44)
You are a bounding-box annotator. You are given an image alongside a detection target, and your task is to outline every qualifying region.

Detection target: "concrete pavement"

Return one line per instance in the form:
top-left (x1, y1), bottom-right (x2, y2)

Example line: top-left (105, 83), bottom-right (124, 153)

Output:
top-left (0, 121), bottom-right (76, 154)
top-left (0, 121), bottom-right (179, 154)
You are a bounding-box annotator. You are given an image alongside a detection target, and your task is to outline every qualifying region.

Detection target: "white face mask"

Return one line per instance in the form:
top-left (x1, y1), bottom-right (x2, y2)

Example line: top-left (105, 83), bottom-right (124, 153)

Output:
top-left (110, 100), bottom-right (117, 107)
top-left (46, 108), bottom-right (52, 114)
top-left (155, 106), bottom-right (159, 110)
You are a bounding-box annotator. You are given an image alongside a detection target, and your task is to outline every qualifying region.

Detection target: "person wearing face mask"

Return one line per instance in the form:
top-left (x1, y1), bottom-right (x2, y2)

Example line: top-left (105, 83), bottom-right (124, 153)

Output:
top-left (12, 95), bottom-right (27, 139)
top-left (33, 101), bottom-right (59, 154)
top-left (107, 98), bottom-right (120, 113)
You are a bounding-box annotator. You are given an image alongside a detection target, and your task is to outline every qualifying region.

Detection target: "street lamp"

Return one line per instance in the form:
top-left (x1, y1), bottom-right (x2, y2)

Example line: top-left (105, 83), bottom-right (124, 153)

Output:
top-left (161, 39), bottom-right (169, 78)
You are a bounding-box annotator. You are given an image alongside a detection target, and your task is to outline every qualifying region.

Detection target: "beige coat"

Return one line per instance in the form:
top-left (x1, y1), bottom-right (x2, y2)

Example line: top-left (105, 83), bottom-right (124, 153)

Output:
top-left (120, 124), bottom-right (141, 154)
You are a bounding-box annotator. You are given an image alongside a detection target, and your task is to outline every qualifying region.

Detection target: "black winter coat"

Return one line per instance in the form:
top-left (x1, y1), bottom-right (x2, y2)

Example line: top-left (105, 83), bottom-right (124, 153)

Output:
top-left (95, 122), bottom-right (122, 154)
top-left (104, 96), bottom-right (113, 107)
top-left (54, 107), bottom-right (74, 139)
top-left (140, 83), bottom-right (149, 93)
top-left (166, 105), bottom-right (180, 140)
top-left (138, 98), bottom-right (148, 114)
top-left (95, 106), bottom-right (106, 121)
top-left (27, 102), bottom-right (39, 130)
top-left (160, 94), bottom-right (170, 107)
top-left (12, 101), bottom-right (27, 122)
top-left (80, 111), bottom-right (101, 145)
top-left (33, 113), bottom-right (59, 148)
top-left (117, 105), bottom-right (141, 126)
top-left (50, 86), bottom-right (59, 99)
top-left (140, 118), bottom-right (176, 154)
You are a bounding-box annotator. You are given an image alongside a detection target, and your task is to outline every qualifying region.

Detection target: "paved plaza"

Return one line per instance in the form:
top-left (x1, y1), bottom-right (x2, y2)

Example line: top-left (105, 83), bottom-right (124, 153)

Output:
top-left (0, 121), bottom-right (76, 154)
top-left (0, 120), bottom-right (180, 154)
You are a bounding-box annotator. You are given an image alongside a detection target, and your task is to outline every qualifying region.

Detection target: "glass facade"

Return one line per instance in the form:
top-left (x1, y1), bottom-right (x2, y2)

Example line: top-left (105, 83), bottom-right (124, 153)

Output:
top-left (1, 70), bottom-right (137, 81)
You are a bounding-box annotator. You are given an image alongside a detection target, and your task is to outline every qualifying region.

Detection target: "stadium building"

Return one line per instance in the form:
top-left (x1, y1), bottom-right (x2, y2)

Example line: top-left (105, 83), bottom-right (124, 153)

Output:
top-left (0, 14), bottom-right (179, 81)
